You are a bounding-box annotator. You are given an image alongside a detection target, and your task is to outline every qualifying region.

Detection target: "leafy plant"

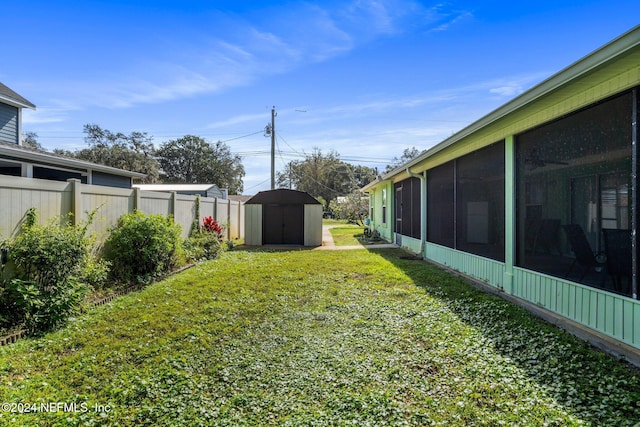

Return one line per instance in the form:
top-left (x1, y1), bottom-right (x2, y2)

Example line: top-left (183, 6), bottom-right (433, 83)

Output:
top-left (104, 211), bottom-right (183, 285)
top-left (190, 195), bottom-right (201, 236)
top-left (0, 208), bottom-right (92, 333)
top-left (80, 256), bottom-right (111, 290)
top-left (184, 215), bottom-right (224, 262)
top-left (185, 232), bottom-right (222, 261)
top-left (202, 216), bottom-right (224, 240)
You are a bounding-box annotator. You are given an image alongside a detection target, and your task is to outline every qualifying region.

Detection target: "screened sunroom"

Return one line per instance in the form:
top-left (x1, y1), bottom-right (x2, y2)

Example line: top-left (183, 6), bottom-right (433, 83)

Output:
top-left (515, 91), bottom-right (634, 297)
top-left (362, 26), bottom-right (640, 362)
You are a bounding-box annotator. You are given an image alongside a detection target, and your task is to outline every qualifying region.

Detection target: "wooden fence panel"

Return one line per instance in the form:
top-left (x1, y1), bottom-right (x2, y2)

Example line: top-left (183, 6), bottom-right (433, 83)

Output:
top-left (79, 183), bottom-right (134, 240)
top-left (1, 176), bottom-right (244, 243)
top-left (215, 199), bottom-right (229, 239)
top-left (200, 198), bottom-right (215, 220)
top-left (174, 194), bottom-right (197, 239)
top-left (0, 176), bottom-right (71, 240)
top-left (137, 191), bottom-right (172, 216)
top-left (229, 200), bottom-right (240, 239)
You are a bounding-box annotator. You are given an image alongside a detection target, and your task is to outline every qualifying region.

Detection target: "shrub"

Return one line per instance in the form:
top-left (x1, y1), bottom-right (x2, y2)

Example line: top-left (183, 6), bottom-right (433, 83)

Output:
top-left (105, 211), bottom-right (182, 285)
top-left (202, 216), bottom-right (224, 240)
top-left (0, 208), bottom-right (92, 333)
top-left (185, 215), bottom-right (223, 262)
top-left (80, 256), bottom-right (111, 290)
top-left (185, 232), bottom-right (223, 262)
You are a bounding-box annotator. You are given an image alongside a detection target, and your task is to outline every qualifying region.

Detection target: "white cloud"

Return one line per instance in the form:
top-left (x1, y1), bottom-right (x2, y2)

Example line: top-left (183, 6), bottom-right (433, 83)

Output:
top-left (22, 107), bottom-right (70, 124)
top-left (33, 0), bottom-right (466, 115)
top-left (485, 73), bottom-right (550, 97)
top-left (207, 112), bottom-right (268, 129)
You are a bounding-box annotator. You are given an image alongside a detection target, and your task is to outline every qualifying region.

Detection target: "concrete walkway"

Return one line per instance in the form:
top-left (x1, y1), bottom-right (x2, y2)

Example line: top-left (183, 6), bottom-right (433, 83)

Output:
top-left (315, 225), bottom-right (397, 250)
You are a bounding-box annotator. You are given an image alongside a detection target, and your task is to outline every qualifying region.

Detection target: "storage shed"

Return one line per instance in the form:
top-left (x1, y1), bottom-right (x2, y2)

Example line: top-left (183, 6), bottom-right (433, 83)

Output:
top-left (244, 189), bottom-right (322, 246)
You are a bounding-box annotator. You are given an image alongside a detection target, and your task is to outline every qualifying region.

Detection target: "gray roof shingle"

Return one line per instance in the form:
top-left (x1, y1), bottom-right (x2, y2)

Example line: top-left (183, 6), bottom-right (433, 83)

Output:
top-left (0, 82), bottom-right (36, 109)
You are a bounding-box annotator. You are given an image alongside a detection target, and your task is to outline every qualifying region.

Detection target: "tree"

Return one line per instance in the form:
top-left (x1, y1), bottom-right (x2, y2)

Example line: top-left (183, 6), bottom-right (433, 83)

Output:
top-left (276, 148), bottom-right (377, 210)
top-left (21, 131), bottom-right (44, 151)
top-left (55, 124), bottom-right (160, 183)
top-left (329, 191), bottom-right (369, 225)
top-left (385, 146), bottom-right (422, 172)
top-left (352, 164), bottom-right (378, 189)
top-left (155, 135), bottom-right (245, 194)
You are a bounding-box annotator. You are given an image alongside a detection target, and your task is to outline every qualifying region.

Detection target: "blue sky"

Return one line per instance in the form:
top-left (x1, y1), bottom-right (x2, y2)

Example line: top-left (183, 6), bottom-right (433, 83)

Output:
top-left (2, 1), bottom-right (637, 193)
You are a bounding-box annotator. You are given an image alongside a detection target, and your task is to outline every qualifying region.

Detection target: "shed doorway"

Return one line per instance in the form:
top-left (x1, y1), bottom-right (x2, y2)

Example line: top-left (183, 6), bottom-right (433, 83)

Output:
top-left (263, 204), bottom-right (304, 245)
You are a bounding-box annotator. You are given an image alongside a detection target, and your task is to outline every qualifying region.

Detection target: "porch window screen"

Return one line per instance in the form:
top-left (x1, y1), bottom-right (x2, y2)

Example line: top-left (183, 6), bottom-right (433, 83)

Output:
top-left (456, 141), bottom-right (505, 261)
top-left (427, 142), bottom-right (505, 261)
top-left (394, 177), bottom-right (421, 240)
top-left (427, 161), bottom-right (455, 248)
top-left (515, 91), bottom-right (633, 297)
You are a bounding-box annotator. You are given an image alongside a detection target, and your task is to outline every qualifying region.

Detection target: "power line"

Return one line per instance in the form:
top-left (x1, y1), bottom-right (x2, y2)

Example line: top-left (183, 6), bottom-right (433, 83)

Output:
top-left (219, 130), bottom-right (264, 143)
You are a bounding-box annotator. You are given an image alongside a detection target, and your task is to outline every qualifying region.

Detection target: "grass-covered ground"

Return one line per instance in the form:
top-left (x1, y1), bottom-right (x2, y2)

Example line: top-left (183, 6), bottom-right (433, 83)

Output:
top-left (1, 248), bottom-right (640, 426)
top-left (327, 224), bottom-right (365, 246)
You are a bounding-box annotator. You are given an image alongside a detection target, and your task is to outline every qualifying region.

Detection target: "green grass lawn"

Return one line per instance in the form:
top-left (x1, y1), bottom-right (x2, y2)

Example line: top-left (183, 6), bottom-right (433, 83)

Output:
top-left (1, 248), bottom-right (640, 426)
top-left (327, 224), bottom-right (365, 246)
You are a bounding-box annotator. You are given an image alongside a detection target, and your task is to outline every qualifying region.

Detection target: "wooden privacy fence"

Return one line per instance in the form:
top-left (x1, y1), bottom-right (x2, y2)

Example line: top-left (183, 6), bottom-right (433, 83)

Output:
top-left (0, 175), bottom-right (244, 242)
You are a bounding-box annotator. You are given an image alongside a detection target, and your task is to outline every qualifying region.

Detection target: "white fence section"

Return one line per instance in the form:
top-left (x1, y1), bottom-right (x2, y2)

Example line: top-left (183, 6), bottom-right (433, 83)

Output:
top-left (0, 176), bottom-right (244, 242)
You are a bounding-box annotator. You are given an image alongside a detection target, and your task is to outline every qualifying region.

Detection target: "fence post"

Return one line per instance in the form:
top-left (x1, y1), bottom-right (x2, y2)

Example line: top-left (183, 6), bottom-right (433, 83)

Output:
top-left (227, 199), bottom-right (231, 241)
top-left (238, 200), bottom-right (242, 239)
top-left (171, 192), bottom-right (177, 221)
top-left (67, 178), bottom-right (82, 226)
top-left (134, 187), bottom-right (141, 212)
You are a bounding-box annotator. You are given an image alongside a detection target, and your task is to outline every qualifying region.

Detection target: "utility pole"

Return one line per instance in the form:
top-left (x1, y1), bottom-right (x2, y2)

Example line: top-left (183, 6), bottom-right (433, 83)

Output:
top-left (264, 106), bottom-right (277, 190)
top-left (270, 106), bottom-right (276, 190)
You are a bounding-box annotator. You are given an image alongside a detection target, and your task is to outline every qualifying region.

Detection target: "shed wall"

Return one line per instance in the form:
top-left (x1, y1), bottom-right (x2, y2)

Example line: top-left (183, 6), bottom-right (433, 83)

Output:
top-left (304, 204), bottom-right (323, 246)
top-left (244, 204), bottom-right (263, 246)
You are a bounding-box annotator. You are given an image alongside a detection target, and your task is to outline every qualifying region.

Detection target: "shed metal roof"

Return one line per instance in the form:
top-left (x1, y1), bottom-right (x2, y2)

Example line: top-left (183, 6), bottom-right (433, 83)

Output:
top-left (245, 189), bottom-right (321, 205)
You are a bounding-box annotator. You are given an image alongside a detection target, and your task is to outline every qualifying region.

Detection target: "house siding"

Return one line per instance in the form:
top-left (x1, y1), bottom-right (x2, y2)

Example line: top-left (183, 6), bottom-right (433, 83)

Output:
top-left (0, 103), bottom-right (18, 144)
top-left (92, 171), bottom-right (132, 189)
top-left (364, 28), bottom-right (640, 359)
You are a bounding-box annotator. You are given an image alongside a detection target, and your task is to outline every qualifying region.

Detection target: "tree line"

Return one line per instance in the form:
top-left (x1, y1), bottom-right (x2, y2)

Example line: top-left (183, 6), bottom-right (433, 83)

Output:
top-left (24, 126), bottom-right (421, 210)
top-left (25, 125), bottom-right (245, 194)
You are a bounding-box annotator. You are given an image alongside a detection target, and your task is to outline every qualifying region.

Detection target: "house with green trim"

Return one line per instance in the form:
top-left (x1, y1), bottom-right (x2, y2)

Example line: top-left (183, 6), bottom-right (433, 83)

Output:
top-left (362, 25), bottom-right (640, 363)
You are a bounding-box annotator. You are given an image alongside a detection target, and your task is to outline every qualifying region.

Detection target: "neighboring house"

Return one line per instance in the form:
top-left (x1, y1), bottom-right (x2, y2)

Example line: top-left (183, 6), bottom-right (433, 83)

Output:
top-left (133, 183), bottom-right (227, 199)
top-left (362, 26), bottom-right (640, 363)
top-left (0, 82), bottom-right (34, 145)
top-left (0, 82), bottom-right (145, 188)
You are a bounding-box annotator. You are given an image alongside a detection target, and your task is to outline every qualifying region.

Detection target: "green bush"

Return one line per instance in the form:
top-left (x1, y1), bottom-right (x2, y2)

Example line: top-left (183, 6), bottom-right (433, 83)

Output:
top-left (105, 211), bottom-right (183, 285)
top-left (185, 232), bottom-right (223, 262)
top-left (0, 208), bottom-right (92, 333)
top-left (80, 255), bottom-right (111, 290)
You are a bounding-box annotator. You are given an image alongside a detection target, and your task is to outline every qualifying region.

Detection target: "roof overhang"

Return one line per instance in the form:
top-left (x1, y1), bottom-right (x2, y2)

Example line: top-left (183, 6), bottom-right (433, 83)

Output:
top-left (133, 184), bottom-right (220, 192)
top-left (0, 83), bottom-right (36, 110)
top-left (0, 143), bottom-right (146, 179)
